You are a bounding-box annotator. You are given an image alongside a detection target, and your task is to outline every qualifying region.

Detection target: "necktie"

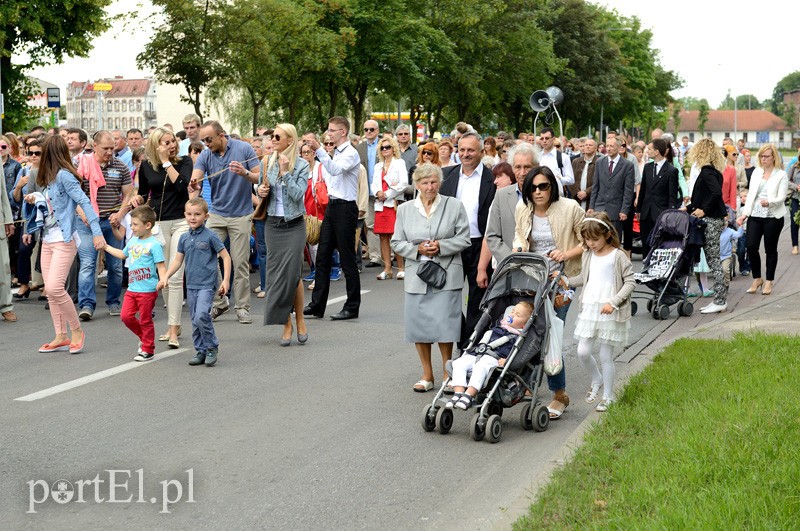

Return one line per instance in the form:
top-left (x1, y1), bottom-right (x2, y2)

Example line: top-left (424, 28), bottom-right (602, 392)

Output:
top-left (608, 159), bottom-right (614, 174)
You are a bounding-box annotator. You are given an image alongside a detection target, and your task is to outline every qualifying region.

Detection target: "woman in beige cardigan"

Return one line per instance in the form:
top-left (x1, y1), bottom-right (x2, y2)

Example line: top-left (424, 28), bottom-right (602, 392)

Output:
top-left (512, 166), bottom-right (585, 419)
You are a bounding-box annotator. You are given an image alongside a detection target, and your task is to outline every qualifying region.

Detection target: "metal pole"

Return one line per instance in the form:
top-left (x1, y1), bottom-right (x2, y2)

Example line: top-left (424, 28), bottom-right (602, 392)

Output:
top-left (599, 104), bottom-right (604, 142)
top-left (734, 96), bottom-right (738, 141)
top-left (0, 61), bottom-right (4, 134)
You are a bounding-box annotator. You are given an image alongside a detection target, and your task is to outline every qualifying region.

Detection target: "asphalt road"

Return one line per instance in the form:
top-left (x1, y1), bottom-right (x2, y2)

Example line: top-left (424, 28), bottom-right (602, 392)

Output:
top-left (0, 251), bottom-right (749, 529)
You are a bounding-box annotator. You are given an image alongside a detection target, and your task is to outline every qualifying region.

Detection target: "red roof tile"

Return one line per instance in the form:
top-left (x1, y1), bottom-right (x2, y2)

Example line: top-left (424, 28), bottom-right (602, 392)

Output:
top-left (669, 110), bottom-right (790, 132)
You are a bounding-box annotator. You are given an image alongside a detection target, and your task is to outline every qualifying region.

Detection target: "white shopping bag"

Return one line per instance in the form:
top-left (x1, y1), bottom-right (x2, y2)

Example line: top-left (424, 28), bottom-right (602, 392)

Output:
top-left (543, 298), bottom-right (564, 376)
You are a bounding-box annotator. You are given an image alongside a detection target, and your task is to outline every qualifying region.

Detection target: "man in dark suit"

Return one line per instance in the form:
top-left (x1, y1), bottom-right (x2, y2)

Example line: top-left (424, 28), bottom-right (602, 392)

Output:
top-left (636, 138), bottom-right (681, 257)
top-left (440, 132), bottom-right (496, 342)
top-left (588, 136), bottom-right (635, 244)
top-left (569, 137), bottom-right (598, 210)
top-left (356, 119), bottom-right (381, 267)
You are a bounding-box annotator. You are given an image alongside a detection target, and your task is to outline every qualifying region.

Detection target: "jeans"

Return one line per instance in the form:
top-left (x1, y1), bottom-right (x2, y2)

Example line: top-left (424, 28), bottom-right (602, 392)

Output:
top-left (254, 218), bottom-right (267, 290)
top-left (77, 219), bottom-right (123, 310)
top-left (16, 232), bottom-right (36, 285)
top-left (546, 300), bottom-right (571, 392)
top-left (736, 233), bottom-right (750, 273)
top-left (187, 288), bottom-right (218, 352)
top-left (790, 198), bottom-right (799, 247)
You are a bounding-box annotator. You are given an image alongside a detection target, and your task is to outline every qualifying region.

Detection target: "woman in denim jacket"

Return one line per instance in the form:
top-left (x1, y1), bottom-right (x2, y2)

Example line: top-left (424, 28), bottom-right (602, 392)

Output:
top-left (22, 135), bottom-right (106, 354)
top-left (256, 123), bottom-right (310, 346)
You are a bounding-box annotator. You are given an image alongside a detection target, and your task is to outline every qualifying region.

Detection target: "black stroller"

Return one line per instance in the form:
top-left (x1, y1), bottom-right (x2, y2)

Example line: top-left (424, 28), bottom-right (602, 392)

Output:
top-left (632, 209), bottom-right (701, 319)
top-left (420, 253), bottom-right (559, 443)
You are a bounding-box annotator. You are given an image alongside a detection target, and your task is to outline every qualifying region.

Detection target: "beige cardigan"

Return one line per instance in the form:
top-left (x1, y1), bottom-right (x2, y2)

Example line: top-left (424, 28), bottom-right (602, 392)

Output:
top-left (512, 198), bottom-right (585, 277)
top-left (567, 248), bottom-right (636, 322)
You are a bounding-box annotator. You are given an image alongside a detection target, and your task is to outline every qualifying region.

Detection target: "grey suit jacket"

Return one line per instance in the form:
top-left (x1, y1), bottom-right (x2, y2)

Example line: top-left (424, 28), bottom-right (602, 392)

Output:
top-left (0, 169), bottom-right (13, 239)
top-left (391, 196), bottom-right (471, 294)
top-left (485, 184), bottom-right (521, 263)
top-left (589, 155), bottom-right (635, 221)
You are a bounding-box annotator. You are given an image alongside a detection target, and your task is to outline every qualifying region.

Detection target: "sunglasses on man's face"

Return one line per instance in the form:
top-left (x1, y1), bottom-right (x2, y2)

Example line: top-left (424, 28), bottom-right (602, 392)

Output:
top-left (531, 182), bottom-right (551, 192)
top-left (201, 136), bottom-right (216, 144)
top-left (364, 127), bottom-right (376, 133)
top-left (28, 150), bottom-right (42, 156)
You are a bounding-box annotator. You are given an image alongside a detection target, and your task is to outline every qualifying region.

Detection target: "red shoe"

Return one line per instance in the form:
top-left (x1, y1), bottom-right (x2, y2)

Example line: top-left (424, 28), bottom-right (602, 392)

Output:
top-left (69, 333), bottom-right (85, 354)
top-left (39, 340), bottom-right (71, 353)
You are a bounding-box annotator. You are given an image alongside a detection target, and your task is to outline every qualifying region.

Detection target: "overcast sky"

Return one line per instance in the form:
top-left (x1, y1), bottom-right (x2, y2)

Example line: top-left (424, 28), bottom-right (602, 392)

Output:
top-left (22, 0), bottom-right (792, 108)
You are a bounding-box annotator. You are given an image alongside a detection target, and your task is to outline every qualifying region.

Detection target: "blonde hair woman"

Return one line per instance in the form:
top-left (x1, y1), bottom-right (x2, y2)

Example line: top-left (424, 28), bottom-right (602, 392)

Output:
top-left (129, 126), bottom-right (192, 347)
top-left (372, 136), bottom-right (408, 279)
top-left (736, 143), bottom-right (788, 296)
top-left (257, 123), bottom-right (311, 345)
top-left (686, 138), bottom-right (729, 313)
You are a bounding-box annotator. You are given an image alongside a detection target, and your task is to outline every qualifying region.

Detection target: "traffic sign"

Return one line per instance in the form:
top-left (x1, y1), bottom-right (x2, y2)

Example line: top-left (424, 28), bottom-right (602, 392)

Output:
top-left (93, 83), bottom-right (112, 91)
top-left (47, 87), bottom-right (60, 108)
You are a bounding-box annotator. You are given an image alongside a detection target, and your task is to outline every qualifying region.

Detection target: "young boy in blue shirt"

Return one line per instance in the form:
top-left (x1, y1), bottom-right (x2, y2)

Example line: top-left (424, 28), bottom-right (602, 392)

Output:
top-left (158, 198), bottom-right (231, 366)
top-left (104, 206), bottom-right (166, 361)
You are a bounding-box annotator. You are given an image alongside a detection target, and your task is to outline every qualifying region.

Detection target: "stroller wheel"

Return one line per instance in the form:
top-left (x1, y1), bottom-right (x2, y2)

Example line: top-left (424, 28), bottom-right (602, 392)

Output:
top-left (678, 301), bottom-right (694, 317)
top-left (435, 407), bottom-right (453, 434)
top-left (519, 403), bottom-right (533, 431)
top-left (420, 404), bottom-right (436, 432)
top-left (486, 414), bottom-right (503, 443)
top-left (469, 413), bottom-right (485, 441)
top-left (533, 405), bottom-right (550, 432)
top-left (658, 305), bottom-right (670, 320)
top-left (631, 301), bottom-right (638, 316)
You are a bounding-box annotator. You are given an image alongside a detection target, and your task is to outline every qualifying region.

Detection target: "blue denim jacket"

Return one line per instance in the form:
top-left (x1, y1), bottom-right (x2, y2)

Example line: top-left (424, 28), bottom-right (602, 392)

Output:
top-left (263, 156), bottom-right (309, 221)
top-left (49, 169), bottom-right (102, 242)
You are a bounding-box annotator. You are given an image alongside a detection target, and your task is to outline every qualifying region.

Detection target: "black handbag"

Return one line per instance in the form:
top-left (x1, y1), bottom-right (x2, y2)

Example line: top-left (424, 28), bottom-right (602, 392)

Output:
top-left (416, 198), bottom-right (454, 289)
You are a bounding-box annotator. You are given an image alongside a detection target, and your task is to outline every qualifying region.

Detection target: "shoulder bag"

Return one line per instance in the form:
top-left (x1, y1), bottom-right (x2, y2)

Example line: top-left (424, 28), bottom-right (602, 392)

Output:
top-left (416, 197), bottom-right (454, 289)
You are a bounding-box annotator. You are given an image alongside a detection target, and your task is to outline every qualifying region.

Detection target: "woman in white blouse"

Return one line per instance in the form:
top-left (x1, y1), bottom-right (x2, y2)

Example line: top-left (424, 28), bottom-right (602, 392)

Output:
top-left (736, 143), bottom-right (788, 296)
top-left (372, 137), bottom-right (408, 280)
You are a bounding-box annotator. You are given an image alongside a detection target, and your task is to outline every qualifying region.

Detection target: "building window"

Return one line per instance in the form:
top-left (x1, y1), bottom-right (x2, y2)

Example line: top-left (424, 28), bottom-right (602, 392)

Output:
top-left (89, 101), bottom-right (94, 112)
top-left (724, 132), bottom-right (730, 139)
top-left (689, 133), bottom-right (695, 142)
top-left (82, 118), bottom-right (88, 129)
top-left (129, 99), bottom-right (135, 110)
top-left (743, 132), bottom-right (748, 143)
top-left (114, 100), bottom-right (119, 112)
top-left (137, 117), bottom-right (142, 128)
top-left (779, 132), bottom-right (785, 142)
top-left (122, 117), bottom-right (127, 129)
top-left (122, 100), bottom-right (127, 112)
top-left (136, 100), bottom-right (142, 111)
top-left (107, 101), bottom-right (112, 112)
top-left (81, 101), bottom-right (86, 113)
top-left (90, 118), bottom-right (95, 131)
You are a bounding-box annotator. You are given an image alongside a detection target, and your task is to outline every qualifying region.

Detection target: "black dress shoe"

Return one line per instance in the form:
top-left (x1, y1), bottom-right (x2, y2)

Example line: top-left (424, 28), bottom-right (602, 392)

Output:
top-left (303, 305), bottom-right (324, 318)
top-left (330, 310), bottom-right (358, 321)
top-left (364, 261), bottom-right (382, 268)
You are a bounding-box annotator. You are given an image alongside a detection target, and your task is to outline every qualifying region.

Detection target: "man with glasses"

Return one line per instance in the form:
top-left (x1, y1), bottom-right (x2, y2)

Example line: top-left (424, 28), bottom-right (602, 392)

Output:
top-left (303, 116), bottom-right (361, 321)
top-left (356, 119), bottom-right (382, 268)
top-left (441, 132), bottom-right (496, 345)
top-left (484, 142), bottom-right (537, 269)
top-left (178, 114), bottom-right (202, 156)
top-left (190, 120), bottom-right (261, 324)
top-left (538, 127), bottom-right (574, 196)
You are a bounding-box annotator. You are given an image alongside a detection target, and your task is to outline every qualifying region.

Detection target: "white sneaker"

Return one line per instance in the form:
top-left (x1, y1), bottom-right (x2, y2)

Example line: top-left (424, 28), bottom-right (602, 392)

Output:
top-left (595, 397), bottom-right (614, 412)
top-left (700, 302), bottom-right (727, 314)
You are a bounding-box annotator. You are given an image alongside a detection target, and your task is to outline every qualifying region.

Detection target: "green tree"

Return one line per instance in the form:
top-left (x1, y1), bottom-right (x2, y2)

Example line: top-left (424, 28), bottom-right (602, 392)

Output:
top-left (0, 0), bottom-right (111, 131)
top-left (771, 71), bottom-right (800, 115)
top-left (671, 101), bottom-right (682, 136)
top-left (138, 0), bottom-right (254, 122)
top-left (698, 100), bottom-right (709, 134)
top-left (679, 97), bottom-right (710, 111)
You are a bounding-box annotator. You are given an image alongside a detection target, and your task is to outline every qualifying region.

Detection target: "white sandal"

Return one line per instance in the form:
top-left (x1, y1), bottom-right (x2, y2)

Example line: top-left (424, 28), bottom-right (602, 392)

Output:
top-left (413, 379), bottom-right (434, 392)
top-left (585, 383), bottom-right (601, 404)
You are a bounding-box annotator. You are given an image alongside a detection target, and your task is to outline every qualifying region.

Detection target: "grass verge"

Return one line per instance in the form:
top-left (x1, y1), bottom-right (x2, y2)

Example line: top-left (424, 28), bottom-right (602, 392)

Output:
top-left (514, 332), bottom-right (800, 529)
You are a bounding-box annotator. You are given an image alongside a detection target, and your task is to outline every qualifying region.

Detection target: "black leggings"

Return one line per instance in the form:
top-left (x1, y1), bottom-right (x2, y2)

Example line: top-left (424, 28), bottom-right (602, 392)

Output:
top-left (746, 216), bottom-right (784, 281)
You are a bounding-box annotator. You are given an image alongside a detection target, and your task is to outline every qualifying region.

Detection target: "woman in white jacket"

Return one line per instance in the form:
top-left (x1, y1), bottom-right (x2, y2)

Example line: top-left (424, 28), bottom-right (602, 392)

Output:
top-left (372, 137), bottom-right (408, 280)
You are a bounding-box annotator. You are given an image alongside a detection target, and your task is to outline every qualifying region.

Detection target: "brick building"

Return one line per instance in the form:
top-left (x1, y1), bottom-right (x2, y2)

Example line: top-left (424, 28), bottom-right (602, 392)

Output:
top-left (66, 76), bottom-right (157, 133)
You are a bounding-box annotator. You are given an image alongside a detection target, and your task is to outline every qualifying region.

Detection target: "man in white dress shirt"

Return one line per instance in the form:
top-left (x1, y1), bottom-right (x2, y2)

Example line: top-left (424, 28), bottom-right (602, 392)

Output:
top-left (537, 127), bottom-right (574, 196)
top-left (303, 116), bottom-right (362, 321)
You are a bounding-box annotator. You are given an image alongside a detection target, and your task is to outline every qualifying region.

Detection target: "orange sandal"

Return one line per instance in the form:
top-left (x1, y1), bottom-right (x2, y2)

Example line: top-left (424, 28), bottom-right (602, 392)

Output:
top-left (39, 340), bottom-right (71, 353)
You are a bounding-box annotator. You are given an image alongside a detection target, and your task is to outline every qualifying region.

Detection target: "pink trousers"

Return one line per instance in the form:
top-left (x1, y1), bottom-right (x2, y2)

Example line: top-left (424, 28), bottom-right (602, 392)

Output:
top-left (41, 241), bottom-right (80, 335)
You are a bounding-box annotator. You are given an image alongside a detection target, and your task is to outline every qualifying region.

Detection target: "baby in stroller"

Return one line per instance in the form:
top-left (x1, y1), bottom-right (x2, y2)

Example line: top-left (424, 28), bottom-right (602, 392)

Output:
top-left (445, 302), bottom-right (534, 410)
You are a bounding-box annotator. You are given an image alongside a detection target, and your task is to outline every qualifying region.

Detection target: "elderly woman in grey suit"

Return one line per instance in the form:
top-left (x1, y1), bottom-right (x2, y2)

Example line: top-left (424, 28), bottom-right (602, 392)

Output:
top-left (391, 162), bottom-right (471, 392)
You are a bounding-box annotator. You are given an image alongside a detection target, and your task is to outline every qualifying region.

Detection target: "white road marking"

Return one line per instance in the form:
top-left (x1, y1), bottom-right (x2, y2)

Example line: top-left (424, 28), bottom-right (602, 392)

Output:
top-left (14, 290), bottom-right (373, 402)
top-left (14, 348), bottom-right (190, 402)
top-left (326, 290), bottom-right (370, 306)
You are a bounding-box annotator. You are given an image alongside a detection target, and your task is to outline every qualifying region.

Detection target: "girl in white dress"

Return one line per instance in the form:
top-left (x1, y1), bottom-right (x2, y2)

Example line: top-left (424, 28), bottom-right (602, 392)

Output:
top-left (564, 212), bottom-right (635, 412)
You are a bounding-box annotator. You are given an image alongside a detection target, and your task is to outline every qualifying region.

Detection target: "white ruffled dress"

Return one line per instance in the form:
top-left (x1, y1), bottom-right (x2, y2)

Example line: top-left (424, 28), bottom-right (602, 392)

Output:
top-left (573, 249), bottom-right (630, 348)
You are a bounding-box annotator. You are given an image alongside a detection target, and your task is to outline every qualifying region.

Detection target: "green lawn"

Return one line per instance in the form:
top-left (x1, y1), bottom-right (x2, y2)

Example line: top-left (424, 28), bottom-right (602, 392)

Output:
top-left (514, 333), bottom-right (800, 529)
